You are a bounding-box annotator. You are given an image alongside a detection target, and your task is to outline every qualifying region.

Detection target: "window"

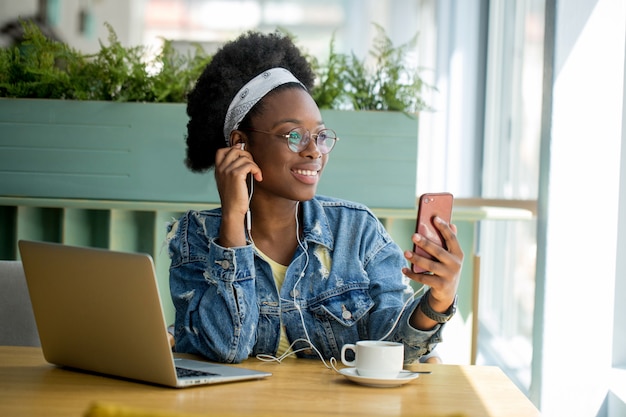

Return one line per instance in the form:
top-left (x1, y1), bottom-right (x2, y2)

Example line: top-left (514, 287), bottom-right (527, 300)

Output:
top-left (477, 0), bottom-right (544, 394)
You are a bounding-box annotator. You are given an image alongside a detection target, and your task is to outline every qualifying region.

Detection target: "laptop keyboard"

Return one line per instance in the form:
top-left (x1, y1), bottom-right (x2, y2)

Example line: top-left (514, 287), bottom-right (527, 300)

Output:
top-left (176, 366), bottom-right (219, 378)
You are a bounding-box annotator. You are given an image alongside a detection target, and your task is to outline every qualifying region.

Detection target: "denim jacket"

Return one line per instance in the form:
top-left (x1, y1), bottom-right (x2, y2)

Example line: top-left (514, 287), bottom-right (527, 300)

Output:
top-left (167, 195), bottom-right (444, 364)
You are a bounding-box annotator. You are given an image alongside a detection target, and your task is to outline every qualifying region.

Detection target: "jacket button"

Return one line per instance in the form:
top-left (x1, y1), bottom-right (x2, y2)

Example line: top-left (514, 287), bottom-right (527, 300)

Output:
top-left (290, 289), bottom-right (300, 298)
top-left (220, 260), bottom-right (230, 269)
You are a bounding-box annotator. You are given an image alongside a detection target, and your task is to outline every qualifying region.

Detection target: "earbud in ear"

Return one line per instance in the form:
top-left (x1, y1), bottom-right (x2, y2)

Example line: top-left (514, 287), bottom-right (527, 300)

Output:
top-left (240, 142), bottom-right (245, 150)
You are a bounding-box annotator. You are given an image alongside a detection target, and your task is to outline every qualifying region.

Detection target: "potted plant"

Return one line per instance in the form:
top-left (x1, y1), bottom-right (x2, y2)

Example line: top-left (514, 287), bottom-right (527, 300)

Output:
top-left (310, 23), bottom-right (428, 113)
top-left (0, 21), bottom-right (426, 208)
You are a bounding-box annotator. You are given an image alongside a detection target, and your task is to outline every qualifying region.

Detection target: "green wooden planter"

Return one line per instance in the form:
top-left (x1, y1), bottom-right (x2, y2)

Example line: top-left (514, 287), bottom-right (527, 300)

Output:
top-left (0, 99), bottom-right (418, 209)
top-left (319, 110), bottom-right (418, 208)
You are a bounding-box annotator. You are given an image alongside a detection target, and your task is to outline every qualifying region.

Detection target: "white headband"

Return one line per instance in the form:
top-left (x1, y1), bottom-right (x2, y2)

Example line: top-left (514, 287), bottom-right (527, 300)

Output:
top-left (223, 67), bottom-right (305, 145)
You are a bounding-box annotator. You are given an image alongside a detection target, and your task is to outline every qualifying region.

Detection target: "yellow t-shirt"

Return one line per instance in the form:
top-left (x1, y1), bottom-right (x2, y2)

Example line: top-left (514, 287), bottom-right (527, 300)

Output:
top-left (255, 249), bottom-right (293, 358)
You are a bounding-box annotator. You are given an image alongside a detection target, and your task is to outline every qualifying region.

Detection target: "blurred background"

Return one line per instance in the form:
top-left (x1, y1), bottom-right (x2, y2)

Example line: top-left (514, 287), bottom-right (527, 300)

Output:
top-left (0, 0), bottom-right (429, 66)
top-left (0, 0), bottom-right (543, 394)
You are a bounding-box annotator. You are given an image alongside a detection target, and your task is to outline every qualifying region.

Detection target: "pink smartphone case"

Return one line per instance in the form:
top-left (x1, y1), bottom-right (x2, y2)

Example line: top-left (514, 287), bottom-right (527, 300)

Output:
top-left (412, 193), bottom-right (453, 274)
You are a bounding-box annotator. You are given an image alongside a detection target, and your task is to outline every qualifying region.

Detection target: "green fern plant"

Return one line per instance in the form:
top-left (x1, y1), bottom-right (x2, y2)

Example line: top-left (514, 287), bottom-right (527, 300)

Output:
top-left (308, 34), bottom-right (348, 110)
top-left (0, 20), bottom-right (428, 112)
top-left (150, 40), bottom-right (212, 103)
top-left (0, 20), bottom-right (82, 99)
top-left (312, 23), bottom-right (431, 113)
top-left (0, 20), bottom-right (211, 102)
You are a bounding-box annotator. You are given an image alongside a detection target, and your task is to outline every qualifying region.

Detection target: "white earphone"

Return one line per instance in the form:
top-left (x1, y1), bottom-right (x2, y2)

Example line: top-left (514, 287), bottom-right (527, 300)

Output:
top-left (238, 141), bottom-right (253, 235)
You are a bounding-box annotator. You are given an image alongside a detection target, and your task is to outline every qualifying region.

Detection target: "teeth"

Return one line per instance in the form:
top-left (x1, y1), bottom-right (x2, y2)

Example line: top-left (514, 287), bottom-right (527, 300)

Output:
top-left (295, 169), bottom-right (317, 176)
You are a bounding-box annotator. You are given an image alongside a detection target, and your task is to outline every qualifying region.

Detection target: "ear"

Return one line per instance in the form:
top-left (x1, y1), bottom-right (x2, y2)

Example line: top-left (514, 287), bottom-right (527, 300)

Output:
top-left (229, 130), bottom-right (247, 148)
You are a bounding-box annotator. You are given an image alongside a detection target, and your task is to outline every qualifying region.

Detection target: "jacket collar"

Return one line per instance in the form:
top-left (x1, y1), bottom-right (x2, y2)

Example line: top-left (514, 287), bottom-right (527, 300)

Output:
top-left (300, 197), bottom-right (334, 250)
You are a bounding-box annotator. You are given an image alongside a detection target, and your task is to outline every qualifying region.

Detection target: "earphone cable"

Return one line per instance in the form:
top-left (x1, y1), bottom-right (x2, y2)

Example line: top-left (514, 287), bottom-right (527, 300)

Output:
top-left (254, 200), bottom-right (425, 372)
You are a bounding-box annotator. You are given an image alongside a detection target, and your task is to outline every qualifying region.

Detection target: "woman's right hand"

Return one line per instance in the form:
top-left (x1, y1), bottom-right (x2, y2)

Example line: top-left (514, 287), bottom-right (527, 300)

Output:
top-left (214, 143), bottom-right (262, 247)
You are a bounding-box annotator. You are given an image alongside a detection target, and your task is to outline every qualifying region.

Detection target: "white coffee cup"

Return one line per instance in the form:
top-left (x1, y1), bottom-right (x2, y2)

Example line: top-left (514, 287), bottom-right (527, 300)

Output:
top-left (340, 340), bottom-right (404, 378)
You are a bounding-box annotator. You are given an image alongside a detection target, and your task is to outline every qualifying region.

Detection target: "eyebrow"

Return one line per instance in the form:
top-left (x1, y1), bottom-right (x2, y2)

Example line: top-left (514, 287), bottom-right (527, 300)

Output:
top-left (271, 118), bottom-right (325, 129)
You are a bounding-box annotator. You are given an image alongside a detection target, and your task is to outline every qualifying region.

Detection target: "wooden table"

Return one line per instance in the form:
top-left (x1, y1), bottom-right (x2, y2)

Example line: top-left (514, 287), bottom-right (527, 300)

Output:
top-left (0, 346), bottom-right (539, 417)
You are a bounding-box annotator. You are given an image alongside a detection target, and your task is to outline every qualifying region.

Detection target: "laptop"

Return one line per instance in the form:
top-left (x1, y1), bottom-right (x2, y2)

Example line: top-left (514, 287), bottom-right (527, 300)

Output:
top-left (18, 240), bottom-right (271, 388)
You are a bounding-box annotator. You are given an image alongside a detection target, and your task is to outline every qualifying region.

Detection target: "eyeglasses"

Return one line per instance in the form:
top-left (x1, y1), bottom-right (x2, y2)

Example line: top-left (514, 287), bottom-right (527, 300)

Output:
top-left (243, 127), bottom-right (339, 154)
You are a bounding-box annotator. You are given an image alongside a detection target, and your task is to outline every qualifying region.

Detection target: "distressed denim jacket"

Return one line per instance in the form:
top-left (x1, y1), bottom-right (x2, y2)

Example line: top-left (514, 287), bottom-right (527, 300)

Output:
top-left (167, 195), bottom-right (444, 364)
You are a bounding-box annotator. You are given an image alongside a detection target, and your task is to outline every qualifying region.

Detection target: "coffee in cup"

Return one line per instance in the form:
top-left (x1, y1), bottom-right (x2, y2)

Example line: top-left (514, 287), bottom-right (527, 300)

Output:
top-left (340, 340), bottom-right (404, 378)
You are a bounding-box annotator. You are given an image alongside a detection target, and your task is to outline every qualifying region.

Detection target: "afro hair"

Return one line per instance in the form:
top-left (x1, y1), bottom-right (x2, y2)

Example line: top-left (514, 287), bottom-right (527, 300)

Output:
top-left (184, 31), bottom-right (315, 172)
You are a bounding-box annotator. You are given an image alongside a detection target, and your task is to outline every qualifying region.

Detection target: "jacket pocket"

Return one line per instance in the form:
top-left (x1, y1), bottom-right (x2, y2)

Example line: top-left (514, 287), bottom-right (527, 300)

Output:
top-left (307, 283), bottom-right (374, 357)
top-left (309, 283), bottom-right (374, 325)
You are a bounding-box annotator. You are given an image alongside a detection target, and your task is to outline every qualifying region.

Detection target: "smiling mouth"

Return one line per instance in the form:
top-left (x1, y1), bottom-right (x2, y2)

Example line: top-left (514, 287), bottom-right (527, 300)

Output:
top-left (293, 169), bottom-right (319, 176)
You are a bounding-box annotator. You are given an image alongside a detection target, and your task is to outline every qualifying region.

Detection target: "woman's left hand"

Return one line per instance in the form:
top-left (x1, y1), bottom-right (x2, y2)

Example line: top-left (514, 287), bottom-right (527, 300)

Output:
top-left (402, 216), bottom-right (464, 328)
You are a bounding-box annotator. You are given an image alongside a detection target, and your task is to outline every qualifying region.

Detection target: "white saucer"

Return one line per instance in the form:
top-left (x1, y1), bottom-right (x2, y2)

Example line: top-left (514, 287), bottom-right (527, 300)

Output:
top-left (338, 368), bottom-right (420, 388)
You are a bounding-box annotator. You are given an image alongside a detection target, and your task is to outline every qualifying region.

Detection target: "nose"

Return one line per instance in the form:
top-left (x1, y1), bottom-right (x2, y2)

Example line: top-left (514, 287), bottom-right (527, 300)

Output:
top-left (300, 133), bottom-right (322, 159)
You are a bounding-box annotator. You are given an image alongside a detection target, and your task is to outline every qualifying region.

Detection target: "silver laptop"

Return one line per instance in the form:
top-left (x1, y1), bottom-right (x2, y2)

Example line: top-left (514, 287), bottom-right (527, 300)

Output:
top-left (18, 240), bottom-right (271, 388)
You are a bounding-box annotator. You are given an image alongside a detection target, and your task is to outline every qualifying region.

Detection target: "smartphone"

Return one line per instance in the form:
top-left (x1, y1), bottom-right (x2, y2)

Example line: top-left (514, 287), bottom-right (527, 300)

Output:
top-left (412, 192), bottom-right (454, 274)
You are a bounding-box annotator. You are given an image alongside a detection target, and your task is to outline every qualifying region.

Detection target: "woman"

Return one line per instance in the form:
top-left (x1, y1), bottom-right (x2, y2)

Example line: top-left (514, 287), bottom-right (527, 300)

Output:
top-left (166, 31), bottom-right (463, 364)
